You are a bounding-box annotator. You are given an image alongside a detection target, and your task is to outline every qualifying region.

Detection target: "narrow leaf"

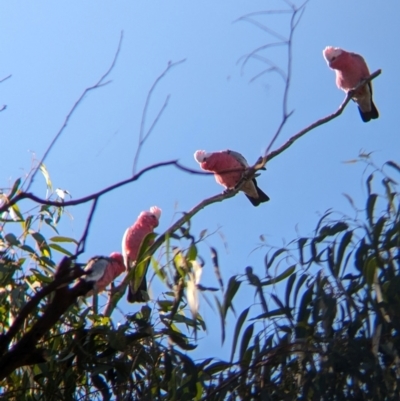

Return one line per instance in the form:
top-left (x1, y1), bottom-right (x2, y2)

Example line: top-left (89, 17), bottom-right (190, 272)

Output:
top-left (211, 247), bottom-right (223, 290)
top-left (385, 160), bottom-right (400, 174)
top-left (5, 233), bottom-right (20, 246)
top-left (262, 265), bottom-right (296, 286)
top-left (230, 307), bottom-right (250, 362)
top-left (265, 248), bottom-right (286, 270)
top-left (285, 271), bottom-right (297, 308)
top-left (239, 324), bottom-right (254, 363)
top-left (298, 238), bottom-right (308, 265)
top-left (366, 193), bottom-right (378, 226)
top-left (335, 231), bottom-right (353, 276)
top-left (49, 243), bottom-right (73, 256)
top-left (293, 274), bottom-right (308, 306)
top-left (223, 276), bottom-right (241, 319)
top-left (39, 163), bottom-right (52, 191)
top-left (8, 178), bottom-right (21, 200)
top-left (214, 295), bottom-right (225, 344)
top-left (250, 308), bottom-right (288, 320)
top-left (49, 236), bottom-right (78, 244)
top-left (366, 173), bottom-right (374, 195)
top-left (186, 244), bottom-right (197, 261)
top-left (364, 256), bottom-right (377, 287)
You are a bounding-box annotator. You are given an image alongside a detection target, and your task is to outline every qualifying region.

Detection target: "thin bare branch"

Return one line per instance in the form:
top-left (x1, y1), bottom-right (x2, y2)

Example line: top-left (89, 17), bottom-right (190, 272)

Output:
top-left (238, 42), bottom-right (287, 76)
top-left (230, 70), bottom-right (382, 197)
top-left (0, 74), bottom-right (11, 84)
top-left (265, 70), bottom-right (382, 163)
top-left (75, 198), bottom-right (98, 256)
top-left (101, 71), bottom-right (384, 317)
top-left (247, 54), bottom-right (287, 82)
top-left (26, 31), bottom-right (124, 191)
top-left (249, 67), bottom-right (281, 84)
top-left (0, 160), bottom-right (210, 214)
top-left (132, 59), bottom-right (186, 173)
top-left (0, 75), bottom-right (11, 112)
top-left (238, 17), bottom-right (288, 42)
top-left (292, 3), bottom-right (307, 30)
top-left (263, 0), bottom-right (308, 156)
top-left (236, 10), bottom-right (292, 20)
top-left (238, 1), bottom-right (308, 157)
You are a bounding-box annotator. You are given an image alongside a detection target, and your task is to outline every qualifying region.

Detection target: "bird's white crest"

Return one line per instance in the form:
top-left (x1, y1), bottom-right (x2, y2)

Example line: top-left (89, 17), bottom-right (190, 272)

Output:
top-left (149, 206), bottom-right (162, 220)
top-left (194, 150), bottom-right (211, 163)
top-left (323, 46), bottom-right (343, 62)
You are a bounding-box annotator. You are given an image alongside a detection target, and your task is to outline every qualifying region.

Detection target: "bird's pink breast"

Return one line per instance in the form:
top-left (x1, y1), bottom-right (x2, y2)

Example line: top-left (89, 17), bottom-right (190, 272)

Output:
top-left (124, 222), bottom-right (155, 261)
top-left (203, 153), bottom-right (244, 189)
top-left (95, 259), bottom-right (125, 291)
top-left (333, 53), bottom-right (370, 91)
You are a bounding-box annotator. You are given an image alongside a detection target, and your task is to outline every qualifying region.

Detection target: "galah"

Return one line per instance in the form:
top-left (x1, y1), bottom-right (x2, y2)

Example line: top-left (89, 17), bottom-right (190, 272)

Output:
top-left (83, 252), bottom-right (125, 293)
top-left (323, 46), bottom-right (379, 123)
top-left (194, 149), bottom-right (270, 206)
top-left (122, 206), bottom-right (161, 303)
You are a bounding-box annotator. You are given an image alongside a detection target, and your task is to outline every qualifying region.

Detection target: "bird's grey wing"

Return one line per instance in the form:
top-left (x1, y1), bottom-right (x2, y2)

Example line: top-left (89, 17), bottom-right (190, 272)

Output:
top-left (226, 150), bottom-right (249, 167)
top-left (84, 258), bottom-right (108, 282)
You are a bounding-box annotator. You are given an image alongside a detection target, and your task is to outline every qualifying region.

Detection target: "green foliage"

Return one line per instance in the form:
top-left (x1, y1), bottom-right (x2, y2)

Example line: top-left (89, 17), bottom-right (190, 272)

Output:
top-left (3, 160), bottom-right (400, 400)
top-left (0, 171), bottom-right (222, 399)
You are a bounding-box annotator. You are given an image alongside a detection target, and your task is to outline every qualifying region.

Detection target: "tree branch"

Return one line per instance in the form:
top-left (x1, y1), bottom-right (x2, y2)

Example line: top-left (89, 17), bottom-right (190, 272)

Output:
top-left (104, 188), bottom-right (239, 316)
top-left (132, 59), bottom-right (186, 174)
top-left (26, 32), bottom-right (124, 191)
top-left (0, 74), bottom-right (11, 84)
top-left (0, 160), bottom-right (208, 214)
top-left (75, 198), bottom-right (98, 257)
top-left (0, 74), bottom-right (11, 112)
top-left (265, 69), bottom-right (382, 163)
top-left (264, 0), bottom-right (308, 156)
top-left (104, 69), bottom-right (382, 316)
top-left (0, 264), bottom-right (87, 355)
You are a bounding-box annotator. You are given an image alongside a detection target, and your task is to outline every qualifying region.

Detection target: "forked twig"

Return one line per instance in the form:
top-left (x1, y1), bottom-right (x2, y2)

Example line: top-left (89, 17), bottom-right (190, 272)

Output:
top-left (132, 59), bottom-right (186, 173)
top-left (26, 32), bottom-right (124, 191)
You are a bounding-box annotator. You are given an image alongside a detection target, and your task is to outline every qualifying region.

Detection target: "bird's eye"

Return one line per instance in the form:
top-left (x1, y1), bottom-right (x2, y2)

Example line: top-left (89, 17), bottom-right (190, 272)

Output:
top-left (331, 56), bottom-right (336, 61)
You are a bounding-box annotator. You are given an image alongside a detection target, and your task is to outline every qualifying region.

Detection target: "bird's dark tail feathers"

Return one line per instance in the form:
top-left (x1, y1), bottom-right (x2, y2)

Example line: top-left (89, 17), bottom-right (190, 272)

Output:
top-left (246, 179), bottom-right (270, 207)
top-left (358, 100), bottom-right (379, 123)
top-left (127, 278), bottom-right (148, 303)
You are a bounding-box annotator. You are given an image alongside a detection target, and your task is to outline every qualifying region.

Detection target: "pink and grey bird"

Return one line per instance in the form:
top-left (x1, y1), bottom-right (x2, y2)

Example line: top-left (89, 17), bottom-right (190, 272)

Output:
top-left (83, 252), bottom-right (125, 293)
top-left (194, 149), bottom-right (269, 206)
top-left (122, 206), bottom-right (161, 303)
top-left (323, 46), bottom-right (379, 123)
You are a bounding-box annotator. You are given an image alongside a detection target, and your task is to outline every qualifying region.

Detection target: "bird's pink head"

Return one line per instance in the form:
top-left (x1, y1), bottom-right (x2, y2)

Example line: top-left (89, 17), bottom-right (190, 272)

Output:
top-left (194, 150), bottom-right (212, 164)
top-left (109, 252), bottom-right (126, 275)
top-left (149, 206), bottom-right (161, 220)
top-left (138, 206), bottom-right (162, 228)
top-left (109, 252), bottom-right (124, 265)
top-left (323, 46), bottom-right (343, 66)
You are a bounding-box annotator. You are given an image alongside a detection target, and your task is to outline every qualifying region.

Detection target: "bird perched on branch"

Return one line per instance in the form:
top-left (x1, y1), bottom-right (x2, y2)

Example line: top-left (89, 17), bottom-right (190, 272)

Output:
top-left (194, 149), bottom-right (269, 206)
top-left (83, 252), bottom-right (125, 293)
top-left (323, 46), bottom-right (379, 123)
top-left (122, 206), bottom-right (161, 303)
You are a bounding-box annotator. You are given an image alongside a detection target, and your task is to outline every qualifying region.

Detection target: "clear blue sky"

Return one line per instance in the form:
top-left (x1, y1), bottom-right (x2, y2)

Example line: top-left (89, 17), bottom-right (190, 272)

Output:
top-left (1, 1), bottom-right (399, 361)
